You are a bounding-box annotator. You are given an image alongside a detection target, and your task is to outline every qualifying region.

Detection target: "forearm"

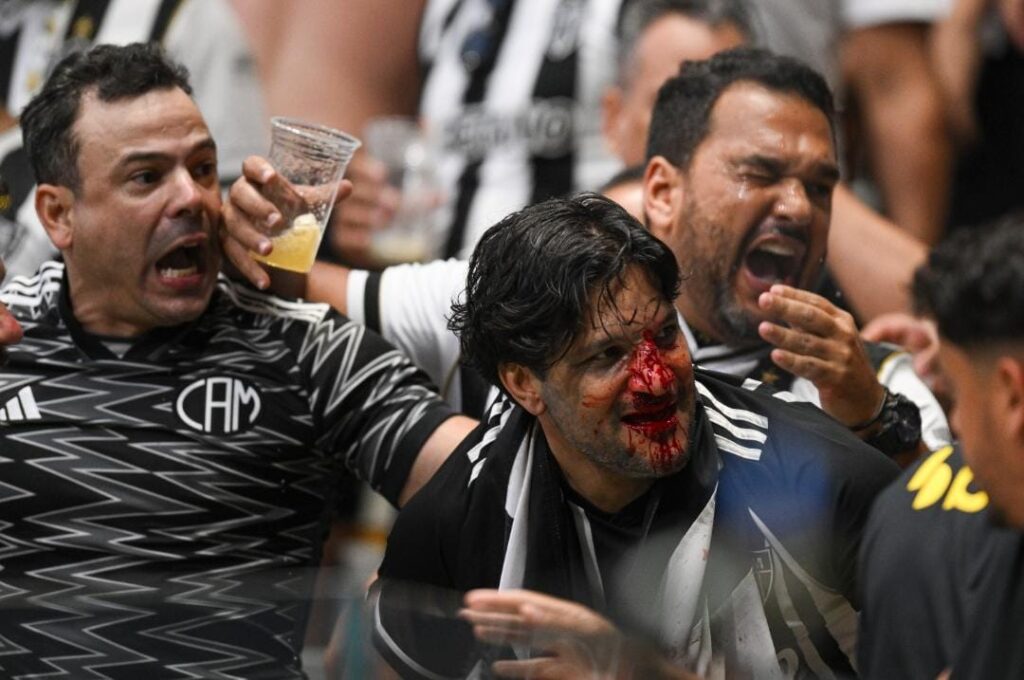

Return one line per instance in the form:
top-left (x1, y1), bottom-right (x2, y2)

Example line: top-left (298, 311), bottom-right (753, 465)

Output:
top-left (827, 185), bottom-right (927, 319)
top-left (307, 261), bottom-right (352, 314)
top-left (842, 23), bottom-right (952, 245)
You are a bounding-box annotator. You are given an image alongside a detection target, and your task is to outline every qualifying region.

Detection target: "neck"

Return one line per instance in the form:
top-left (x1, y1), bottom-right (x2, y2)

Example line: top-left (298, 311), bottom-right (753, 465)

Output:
top-left (676, 297), bottom-right (720, 346)
top-left (541, 430), bottom-right (653, 513)
top-left (66, 271), bottom-right (150, 338)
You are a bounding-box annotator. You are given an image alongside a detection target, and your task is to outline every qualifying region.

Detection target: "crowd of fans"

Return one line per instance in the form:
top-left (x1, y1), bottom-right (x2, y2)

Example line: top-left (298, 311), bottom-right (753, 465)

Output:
top-left (0, 1), bottom-right (1022, 678)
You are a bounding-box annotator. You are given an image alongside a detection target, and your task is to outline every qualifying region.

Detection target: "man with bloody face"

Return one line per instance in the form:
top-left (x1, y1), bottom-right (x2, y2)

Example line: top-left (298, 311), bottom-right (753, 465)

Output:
top-left (371, 194), bottom-right (898, 679)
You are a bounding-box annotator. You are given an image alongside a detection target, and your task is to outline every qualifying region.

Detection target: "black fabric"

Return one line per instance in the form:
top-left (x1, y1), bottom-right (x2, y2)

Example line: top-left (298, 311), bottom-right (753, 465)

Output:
top-left (364, 269), bottom-right (383, 333)
top-left (858, 444), bottom-right (1017, 679)
top-left (375, 369), bottom-right (898, 678)
top-left (147, 0), bottom-right (187, 43)
top-left (947, 41), bottom-right (1024, 231)
top-left (951, 533), bottom-right (1024, 680)
top-left (0, 24), bottom-right (19, 110)
top-left (527, 2), bottom-right (577, 206)
top-left (443, 0), bottom-right (516, 258)
top-left (64, 0), bottom-right (112, 40)
top-left (0, 264), bottom-right (455, 678)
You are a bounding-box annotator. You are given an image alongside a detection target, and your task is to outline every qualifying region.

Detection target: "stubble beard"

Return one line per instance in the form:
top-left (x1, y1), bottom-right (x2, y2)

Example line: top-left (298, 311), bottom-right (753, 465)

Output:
top-left (678, 205), bottom-right (761, 346)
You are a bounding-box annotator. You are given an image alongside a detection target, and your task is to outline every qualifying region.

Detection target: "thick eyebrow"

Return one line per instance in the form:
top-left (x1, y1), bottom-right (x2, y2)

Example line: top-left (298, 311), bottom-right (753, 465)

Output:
top-left (737, 154), bottom-right (840, 185)
top-left (119, 137), bottom-right (218, 166)
top-left (570, 307), bottom-right (677, 360)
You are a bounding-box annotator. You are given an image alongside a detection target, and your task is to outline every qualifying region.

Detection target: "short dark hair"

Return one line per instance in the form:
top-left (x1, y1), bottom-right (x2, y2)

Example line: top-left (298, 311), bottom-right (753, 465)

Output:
top-left (20, 42), bottom-right (193, 190)
top-left (616, 0), bottom-right (751, 85)
top-left (645, 46), bottom-right (835, 168)
top-left (913, 214), bottom-right (1024, 347)
top-left (448, 193), bottom-right (681, 391)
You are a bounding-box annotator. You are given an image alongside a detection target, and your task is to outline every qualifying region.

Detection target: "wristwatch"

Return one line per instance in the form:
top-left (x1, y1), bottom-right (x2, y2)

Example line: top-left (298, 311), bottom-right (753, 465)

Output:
top-left (860, 389), bottom-right (922, 457)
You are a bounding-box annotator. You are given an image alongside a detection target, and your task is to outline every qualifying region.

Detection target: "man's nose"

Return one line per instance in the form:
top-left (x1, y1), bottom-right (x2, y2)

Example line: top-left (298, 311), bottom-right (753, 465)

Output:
top-left (628, 348), bottom-right (674, 396)
top-left (773, 179), bottom-right (812, 224)
top-left (168, 168), bottom-right (205, 216)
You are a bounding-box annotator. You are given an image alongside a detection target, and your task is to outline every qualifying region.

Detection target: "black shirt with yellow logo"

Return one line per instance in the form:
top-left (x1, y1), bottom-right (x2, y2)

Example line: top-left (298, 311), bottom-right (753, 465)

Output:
top-left (857, 444), bottom-right (1017, 679)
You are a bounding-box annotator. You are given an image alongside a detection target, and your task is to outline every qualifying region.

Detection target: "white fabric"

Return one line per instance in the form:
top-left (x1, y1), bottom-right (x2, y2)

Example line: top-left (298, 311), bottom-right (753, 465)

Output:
top-left (418, 0), bottom-right (620, 258)
top-left (348, 259), bottom-right (472, 408)
top-left (680, 315), bottom-right (953, 451)
top-left (842, 0), bottom-right (953, 29)
top-left (1, 0), bottom-right (268, 278)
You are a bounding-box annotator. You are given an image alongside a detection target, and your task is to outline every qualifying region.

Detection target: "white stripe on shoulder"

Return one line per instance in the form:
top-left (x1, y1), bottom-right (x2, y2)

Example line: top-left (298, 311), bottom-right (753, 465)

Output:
top-left (216, 277), bottom-right (330, 324)
top-left (705, 408), bottom-right (767, 444)
top-left (696, 380), bottom-right (768, 428)
top-left (1, 262), bottom-right (64, 306)
top-left (465, 398), bottom-right (517, 485)
top-left (715, 435), bottom-right (764, 461)
top-left (741, 378), bottom-right (800, 402)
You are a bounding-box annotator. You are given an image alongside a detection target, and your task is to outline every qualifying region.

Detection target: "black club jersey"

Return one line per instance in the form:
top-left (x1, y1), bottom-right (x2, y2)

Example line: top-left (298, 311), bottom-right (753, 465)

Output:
top-left (0, 262), bottom-right (454, 679)
top-left (374, 370), bottom-right (898, 679)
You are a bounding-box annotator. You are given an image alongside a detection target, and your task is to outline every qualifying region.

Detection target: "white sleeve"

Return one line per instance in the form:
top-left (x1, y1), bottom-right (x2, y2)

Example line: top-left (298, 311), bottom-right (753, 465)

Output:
top-left (877, 352), bottom-right (953, 451)
top-left (348, 259), bottom-right (468, 392)
top-left (841, 0), bottom-right (953, 28)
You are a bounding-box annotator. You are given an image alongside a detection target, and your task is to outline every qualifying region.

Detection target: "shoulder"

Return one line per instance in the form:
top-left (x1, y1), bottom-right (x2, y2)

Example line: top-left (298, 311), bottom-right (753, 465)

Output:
top-left (384, 398), bottom-right (527, 581)
top-left (0, 261), bottom-right (64, 319)
top-left (697, 369), bottom-right (899, 496)
top-left (213, 276), bottom-right (333, 325)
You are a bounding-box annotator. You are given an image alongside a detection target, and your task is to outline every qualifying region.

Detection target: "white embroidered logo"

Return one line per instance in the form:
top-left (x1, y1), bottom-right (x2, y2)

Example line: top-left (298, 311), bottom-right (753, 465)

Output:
top-left (175, 378), bottom-right (262, 435)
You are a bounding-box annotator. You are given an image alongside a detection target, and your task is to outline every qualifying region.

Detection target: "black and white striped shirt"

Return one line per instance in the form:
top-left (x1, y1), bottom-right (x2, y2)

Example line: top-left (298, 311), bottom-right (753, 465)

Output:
top-left (418, 0), bottom-right (622, 258)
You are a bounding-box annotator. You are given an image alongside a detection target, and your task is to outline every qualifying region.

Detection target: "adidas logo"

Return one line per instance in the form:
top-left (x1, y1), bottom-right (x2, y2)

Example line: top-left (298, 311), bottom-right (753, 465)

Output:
top-left (0, 386), bottom-right (41, 423)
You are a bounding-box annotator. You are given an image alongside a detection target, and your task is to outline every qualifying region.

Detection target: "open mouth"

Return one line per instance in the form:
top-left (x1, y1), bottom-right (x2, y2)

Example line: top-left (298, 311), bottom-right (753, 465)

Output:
top-left (155, 241), bottom-right (207, 282)
top-left (742, 232), bottom-right (808, 287)
top-left (622, 400), bottom-right (679, 436)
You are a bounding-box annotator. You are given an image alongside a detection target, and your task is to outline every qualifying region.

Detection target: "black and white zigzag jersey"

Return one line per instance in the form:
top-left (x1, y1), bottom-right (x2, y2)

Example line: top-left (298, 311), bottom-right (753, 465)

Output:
top-left (0, 262), bottom-right (454, 679)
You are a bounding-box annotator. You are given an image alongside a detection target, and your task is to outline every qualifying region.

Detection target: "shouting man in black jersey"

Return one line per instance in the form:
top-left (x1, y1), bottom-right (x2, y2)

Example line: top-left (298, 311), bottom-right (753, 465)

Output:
top-left (371, 193), bottom-right (898, 679)
top-left (0, 42), bottom-right (473, 678)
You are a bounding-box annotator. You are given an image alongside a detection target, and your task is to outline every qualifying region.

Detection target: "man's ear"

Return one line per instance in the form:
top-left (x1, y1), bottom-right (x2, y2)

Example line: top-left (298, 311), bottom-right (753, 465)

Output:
top-left (994, 355), bottom-right (1024, 444)
top-left (601, 85), bottom-right (625, 159)
top-left (35, 184), bottom-right (75, 250)
top-left (498, 363), bottom-right (545, 416)
top-left (643, 156), bottom-right (683, 242)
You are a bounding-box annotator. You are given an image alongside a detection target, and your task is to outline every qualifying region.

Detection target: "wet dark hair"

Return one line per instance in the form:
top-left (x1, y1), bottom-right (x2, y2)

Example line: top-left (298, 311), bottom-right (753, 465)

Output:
top-left (448, 193), bottom-right (680, 390)
top-left (20, 42), bottom-right (193, 191)
top-left (615, 0), bottom-right (751, 85)
top-left (913, 214), bottom-right (1024, 347)
top-left (645, 46), bottom-right (835, 168)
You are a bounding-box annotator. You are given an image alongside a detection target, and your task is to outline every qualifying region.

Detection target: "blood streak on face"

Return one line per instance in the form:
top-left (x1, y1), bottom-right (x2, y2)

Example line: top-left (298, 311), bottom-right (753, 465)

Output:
top-left (623, 331), bottom-right (682, 469)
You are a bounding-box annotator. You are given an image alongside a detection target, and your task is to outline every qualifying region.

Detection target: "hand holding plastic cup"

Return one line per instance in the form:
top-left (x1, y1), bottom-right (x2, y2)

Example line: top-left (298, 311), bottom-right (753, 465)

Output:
top-left (252, 117), bottom-right (360, 273)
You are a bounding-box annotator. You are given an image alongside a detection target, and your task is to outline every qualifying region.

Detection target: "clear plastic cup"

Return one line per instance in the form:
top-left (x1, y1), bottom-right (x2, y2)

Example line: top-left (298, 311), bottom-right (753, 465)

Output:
top-left (253, 117), bottom-right (360, 273)
top-left (363, 117), bottom-right (444, 265)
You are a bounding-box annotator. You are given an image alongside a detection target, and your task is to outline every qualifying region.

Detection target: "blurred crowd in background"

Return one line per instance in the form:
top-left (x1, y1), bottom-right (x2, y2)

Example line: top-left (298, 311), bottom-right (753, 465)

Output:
top-left (2, 1), bottom-right (1024, 678)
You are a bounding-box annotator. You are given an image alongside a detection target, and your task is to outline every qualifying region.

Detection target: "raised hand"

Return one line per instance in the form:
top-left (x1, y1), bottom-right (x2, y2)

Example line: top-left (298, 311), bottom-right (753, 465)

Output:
top-left (757, 284), bottom-right (885, 428)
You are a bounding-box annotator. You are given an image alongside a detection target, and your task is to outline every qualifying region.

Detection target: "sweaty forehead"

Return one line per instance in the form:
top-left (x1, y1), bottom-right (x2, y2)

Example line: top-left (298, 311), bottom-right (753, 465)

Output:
top-left (704, 82), bottom-right (835, 156)
top-left (584, 279), bottom-right (672, 339)
top-left (74, 88), bottom-right (210, 149)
